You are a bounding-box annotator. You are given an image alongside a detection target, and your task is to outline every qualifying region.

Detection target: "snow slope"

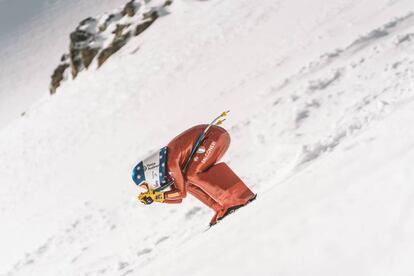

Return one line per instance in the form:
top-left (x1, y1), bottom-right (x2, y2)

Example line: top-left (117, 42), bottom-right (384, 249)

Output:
top-left (1, 0), bottom-right (414, 275)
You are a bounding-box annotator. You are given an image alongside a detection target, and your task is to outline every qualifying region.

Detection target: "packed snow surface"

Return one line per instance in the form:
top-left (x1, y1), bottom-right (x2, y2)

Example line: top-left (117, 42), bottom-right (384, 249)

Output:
top-left (1, 0), bottom-right (414, 275)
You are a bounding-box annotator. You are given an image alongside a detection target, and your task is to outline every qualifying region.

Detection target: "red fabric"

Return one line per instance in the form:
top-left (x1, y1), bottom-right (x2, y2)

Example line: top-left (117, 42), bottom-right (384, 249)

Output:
top-left (164, 125), bottom-right (254, 217)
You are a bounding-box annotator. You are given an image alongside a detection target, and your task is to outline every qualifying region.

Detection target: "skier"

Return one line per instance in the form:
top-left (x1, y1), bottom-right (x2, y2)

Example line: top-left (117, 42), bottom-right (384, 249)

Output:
top-left (132, 112), bottom-right (256, 226)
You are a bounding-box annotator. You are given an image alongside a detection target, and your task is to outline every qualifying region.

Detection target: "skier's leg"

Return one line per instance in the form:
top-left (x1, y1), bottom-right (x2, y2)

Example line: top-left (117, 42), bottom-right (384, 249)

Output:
top-left (185, 127), bottom-right (231, 225)
top-left (187, 183), bottom-right (223, 211)
top-left (188, 162), bottom-right (255, 207)
top-left (187, 183), bottom-right (224, 225)
top-left (186, 127), bottom-right (255, 214)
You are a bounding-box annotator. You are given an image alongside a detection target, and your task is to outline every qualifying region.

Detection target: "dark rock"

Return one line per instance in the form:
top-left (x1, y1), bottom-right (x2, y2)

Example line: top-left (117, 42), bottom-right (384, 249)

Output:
top-left (97, 33), bottom-right (131, 67)
top-left (69, 48), bottom-right (83, 79)
top-left (60, 54), bottom-right (69, 62)
top-left (70, 30), bottom-right (94, 49)
top-left (81, 47), bottom-right (100, 68)
top-left (143, 10), bottom-right (159, 21)
top-left (98, 13), bottom-right (123, 33)
top-left (99, 14), bottom-right (116, 32)
top-left (112, 24), bottom-right (130, 37)
top-left (50, 63), bottom-right (70, 95)
top-left (135, 11), bottom-right (158, 36)
top-left (122, 0), bottom-right (136, 17)
top-left (70, 30), bottom-right (92, 44)
top-left (79, 17), bottom-right (96, 27)
top-left (163, 0), bottom-right (173, 7)
top-left (135, 20), bottom-right (152, 36)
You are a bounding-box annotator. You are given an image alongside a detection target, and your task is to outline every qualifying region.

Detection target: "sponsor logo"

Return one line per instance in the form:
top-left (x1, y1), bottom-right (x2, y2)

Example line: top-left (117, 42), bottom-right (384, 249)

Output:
top-left (144, 162), bottom-right (159, 171)
top-left (201, 141), bottom-right (216, 164)
top-left (197, 146), bottom-right (206, 154)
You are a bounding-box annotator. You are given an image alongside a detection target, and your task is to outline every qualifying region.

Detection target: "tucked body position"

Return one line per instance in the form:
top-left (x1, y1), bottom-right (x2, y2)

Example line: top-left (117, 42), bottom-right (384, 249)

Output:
top-left (132, 112), bottom-right (256, 226)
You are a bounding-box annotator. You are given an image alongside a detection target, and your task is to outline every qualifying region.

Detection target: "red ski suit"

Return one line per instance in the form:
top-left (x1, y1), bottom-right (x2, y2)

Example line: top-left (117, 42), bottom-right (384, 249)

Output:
top-left (164, 125), bottom-right (255, 221)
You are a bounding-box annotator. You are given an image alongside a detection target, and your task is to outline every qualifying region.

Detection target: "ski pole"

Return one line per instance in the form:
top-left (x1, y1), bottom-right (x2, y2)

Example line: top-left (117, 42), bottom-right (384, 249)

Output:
top-left (182, 110), bottom-right (229, 173)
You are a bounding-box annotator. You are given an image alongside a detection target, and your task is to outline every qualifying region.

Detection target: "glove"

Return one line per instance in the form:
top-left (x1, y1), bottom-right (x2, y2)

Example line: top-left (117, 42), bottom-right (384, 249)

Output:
top-left (138, 190), bottom-right (165, 205)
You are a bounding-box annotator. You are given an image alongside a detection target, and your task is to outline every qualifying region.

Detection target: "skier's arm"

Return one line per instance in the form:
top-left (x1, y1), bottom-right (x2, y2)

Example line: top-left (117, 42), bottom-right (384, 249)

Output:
top-left (164, 167), bottom-right (186, 202)
top-left (164, 151), bottom-right (187, 202)
top-left (164, 198), bottom-right (183, 204)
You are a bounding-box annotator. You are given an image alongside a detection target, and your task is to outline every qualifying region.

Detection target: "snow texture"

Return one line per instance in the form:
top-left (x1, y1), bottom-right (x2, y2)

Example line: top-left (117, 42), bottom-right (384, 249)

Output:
top-left (1, 0), bottom-right (414, 275)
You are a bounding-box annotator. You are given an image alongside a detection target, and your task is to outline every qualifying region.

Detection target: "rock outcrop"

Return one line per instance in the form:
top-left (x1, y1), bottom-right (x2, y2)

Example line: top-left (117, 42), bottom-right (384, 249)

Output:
top-left (49, 0), bottom-right (171, 94)
top-left (49, 55), bottom-right (70, 95)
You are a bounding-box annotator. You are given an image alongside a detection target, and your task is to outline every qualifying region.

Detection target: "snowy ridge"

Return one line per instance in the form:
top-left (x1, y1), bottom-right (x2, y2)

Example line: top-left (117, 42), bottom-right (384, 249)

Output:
top-left (1, 0), bottom-right (414, 275)
top-left (50, 0), bottom-right (171, 94)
